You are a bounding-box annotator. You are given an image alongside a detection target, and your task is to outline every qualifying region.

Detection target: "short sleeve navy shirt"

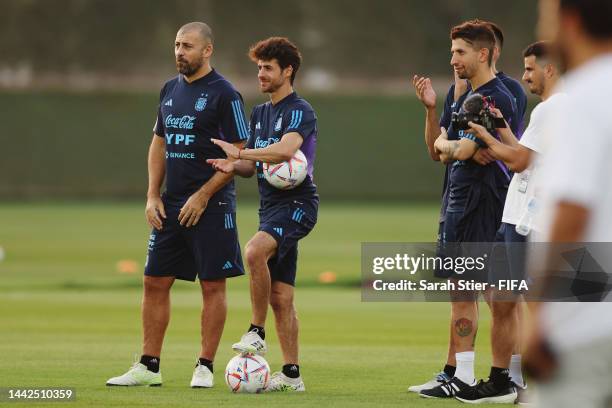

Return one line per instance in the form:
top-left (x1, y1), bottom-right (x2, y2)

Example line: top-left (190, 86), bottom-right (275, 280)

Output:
top-left (246, 92), bottom-right (318, 210)
top-left (446, 77), bottom-right (518, 212)
top-left (497, 72), bottom-right (527, 137)
top-left (153, 69), bottom-right (249, 211)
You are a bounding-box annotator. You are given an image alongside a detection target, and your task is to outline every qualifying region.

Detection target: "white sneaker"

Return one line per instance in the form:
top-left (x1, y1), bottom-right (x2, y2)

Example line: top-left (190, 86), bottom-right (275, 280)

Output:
top-left (232, 330), bottom-right (267, 356)
top-left (514, 382), bottom-right (535, 406)
top-left (190, 363), bottom-right (214, 388)
top-left (106, 362), bottom-right (162, 386)
top-left (408, 372), bottom-right (451, 393)
top-left (266, 372), bottom-right (305, 392)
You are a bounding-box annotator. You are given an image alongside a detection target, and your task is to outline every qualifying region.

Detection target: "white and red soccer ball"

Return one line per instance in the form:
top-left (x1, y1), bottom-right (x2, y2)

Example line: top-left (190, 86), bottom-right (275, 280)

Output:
top-left (225, 354), bottom-right (270, 393)
top-left (263, 150), bottom-right (308, 190)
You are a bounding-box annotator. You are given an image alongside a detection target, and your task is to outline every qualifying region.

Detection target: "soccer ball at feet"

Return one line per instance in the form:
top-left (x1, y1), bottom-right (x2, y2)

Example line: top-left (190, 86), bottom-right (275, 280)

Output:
top-left (225, 354), bottom-right (270, 393)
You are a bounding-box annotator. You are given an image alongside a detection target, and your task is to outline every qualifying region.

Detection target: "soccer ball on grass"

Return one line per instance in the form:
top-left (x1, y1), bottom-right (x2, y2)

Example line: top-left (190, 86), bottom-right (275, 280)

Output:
top-left (225, 354), bottom-right (270, 393)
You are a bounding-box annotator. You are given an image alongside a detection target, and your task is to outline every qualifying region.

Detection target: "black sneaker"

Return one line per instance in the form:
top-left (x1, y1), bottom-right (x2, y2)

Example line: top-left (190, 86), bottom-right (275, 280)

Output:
top-left (455, 378), bottom-right (517, 404)
top-left (419, 377), bottom-right (474, 399)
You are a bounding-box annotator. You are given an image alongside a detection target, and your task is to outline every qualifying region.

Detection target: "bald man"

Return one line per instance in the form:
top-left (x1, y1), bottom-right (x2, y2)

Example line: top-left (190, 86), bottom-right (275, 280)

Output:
top-left (106, 22), bottom-right (249, 388)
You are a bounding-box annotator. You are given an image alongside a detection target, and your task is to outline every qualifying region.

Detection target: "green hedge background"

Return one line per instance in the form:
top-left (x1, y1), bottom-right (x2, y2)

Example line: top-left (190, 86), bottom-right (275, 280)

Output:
top-left (0, 91), bottom-right (451, 200)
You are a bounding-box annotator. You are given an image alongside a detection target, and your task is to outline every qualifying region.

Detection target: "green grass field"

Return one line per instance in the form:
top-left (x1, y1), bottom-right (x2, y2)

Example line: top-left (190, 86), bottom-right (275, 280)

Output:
top-left (0, 202), bottom-right (499, 407)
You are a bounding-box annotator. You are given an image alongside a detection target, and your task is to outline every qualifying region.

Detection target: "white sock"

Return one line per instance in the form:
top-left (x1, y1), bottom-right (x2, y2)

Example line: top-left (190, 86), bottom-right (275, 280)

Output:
top-left (454, 351), bottom-right (475, 385)
top-left (509, 354), bottom-right (524, 387)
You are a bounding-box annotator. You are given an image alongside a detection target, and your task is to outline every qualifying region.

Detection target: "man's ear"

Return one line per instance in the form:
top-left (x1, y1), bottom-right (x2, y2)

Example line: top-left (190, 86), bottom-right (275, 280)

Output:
top-left (480, 47), bottom-right (491, 64)
top-left (284, 65), bottom-right (293, 80)
top-left (203, 42), bottom-right (213, 58)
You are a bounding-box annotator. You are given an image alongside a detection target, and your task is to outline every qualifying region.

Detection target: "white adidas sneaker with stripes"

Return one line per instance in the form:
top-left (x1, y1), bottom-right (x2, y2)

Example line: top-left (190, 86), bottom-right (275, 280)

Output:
top-left (231, 330), bottom-right (267, 356)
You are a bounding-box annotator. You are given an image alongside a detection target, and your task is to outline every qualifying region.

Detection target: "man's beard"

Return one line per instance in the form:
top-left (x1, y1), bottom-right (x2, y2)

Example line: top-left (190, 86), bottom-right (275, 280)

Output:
top-left (533, 75), bottom-right (546, 96)
top-left (462, 62), bottom-right (478, 80)
top-left (176, 56), bottom-right (204, 77)
top-left (262, 79), bottom-right (283, 93)
top-left (529, 82), bottom-right (544, 96)
top-left (455, 62), bottom-right (475, 80)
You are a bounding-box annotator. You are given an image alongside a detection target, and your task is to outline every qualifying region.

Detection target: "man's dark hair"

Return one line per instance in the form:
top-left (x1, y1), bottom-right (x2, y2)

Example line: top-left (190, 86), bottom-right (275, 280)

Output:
top-left (486, 21), bottom-right (504, 49)
top-left (466, 19), bottom-right (504, 49)
top-left (560, 0), bottom-right (612, 39)
top-left (249, 37), bottom-right (302, 84)
top-left (523, 41), bottom-right (551, 60)
top-left (450, 21), bottom-right (496, 66)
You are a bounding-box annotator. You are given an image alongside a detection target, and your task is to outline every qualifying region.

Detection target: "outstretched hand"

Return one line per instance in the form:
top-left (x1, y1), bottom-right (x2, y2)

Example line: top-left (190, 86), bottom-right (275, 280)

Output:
top-left (211, 138), bottom-right (240, 159)
top-left (412, 75), bottom-right (437, 109)
top-left (206, 158), bottom-right (235, 174)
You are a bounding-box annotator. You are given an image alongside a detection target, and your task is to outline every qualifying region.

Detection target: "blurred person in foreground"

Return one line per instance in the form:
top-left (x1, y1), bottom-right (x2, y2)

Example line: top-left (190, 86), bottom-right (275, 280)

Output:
top-left (524, 1), bottom-right (612, 407)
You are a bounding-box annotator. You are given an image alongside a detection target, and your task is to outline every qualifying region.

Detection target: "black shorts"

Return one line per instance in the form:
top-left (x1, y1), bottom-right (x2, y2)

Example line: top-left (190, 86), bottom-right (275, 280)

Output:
top-left (144, 205), bottom-right (245, 282)
top-left (259, 200), bottom-right (317, 286)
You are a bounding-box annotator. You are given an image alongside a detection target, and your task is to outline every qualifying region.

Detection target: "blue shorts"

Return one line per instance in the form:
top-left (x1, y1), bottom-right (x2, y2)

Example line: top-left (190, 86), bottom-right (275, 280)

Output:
top-left (436, 211), bottom-right (491, 282)
top-left (144, 205), bottom-right (245, 282)
top-left (489, 222), bottom-right (527, 287)
top-left (435, 213), bottom-right (460, 278)
top-left (259, 200), bottom-right (317, 286)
